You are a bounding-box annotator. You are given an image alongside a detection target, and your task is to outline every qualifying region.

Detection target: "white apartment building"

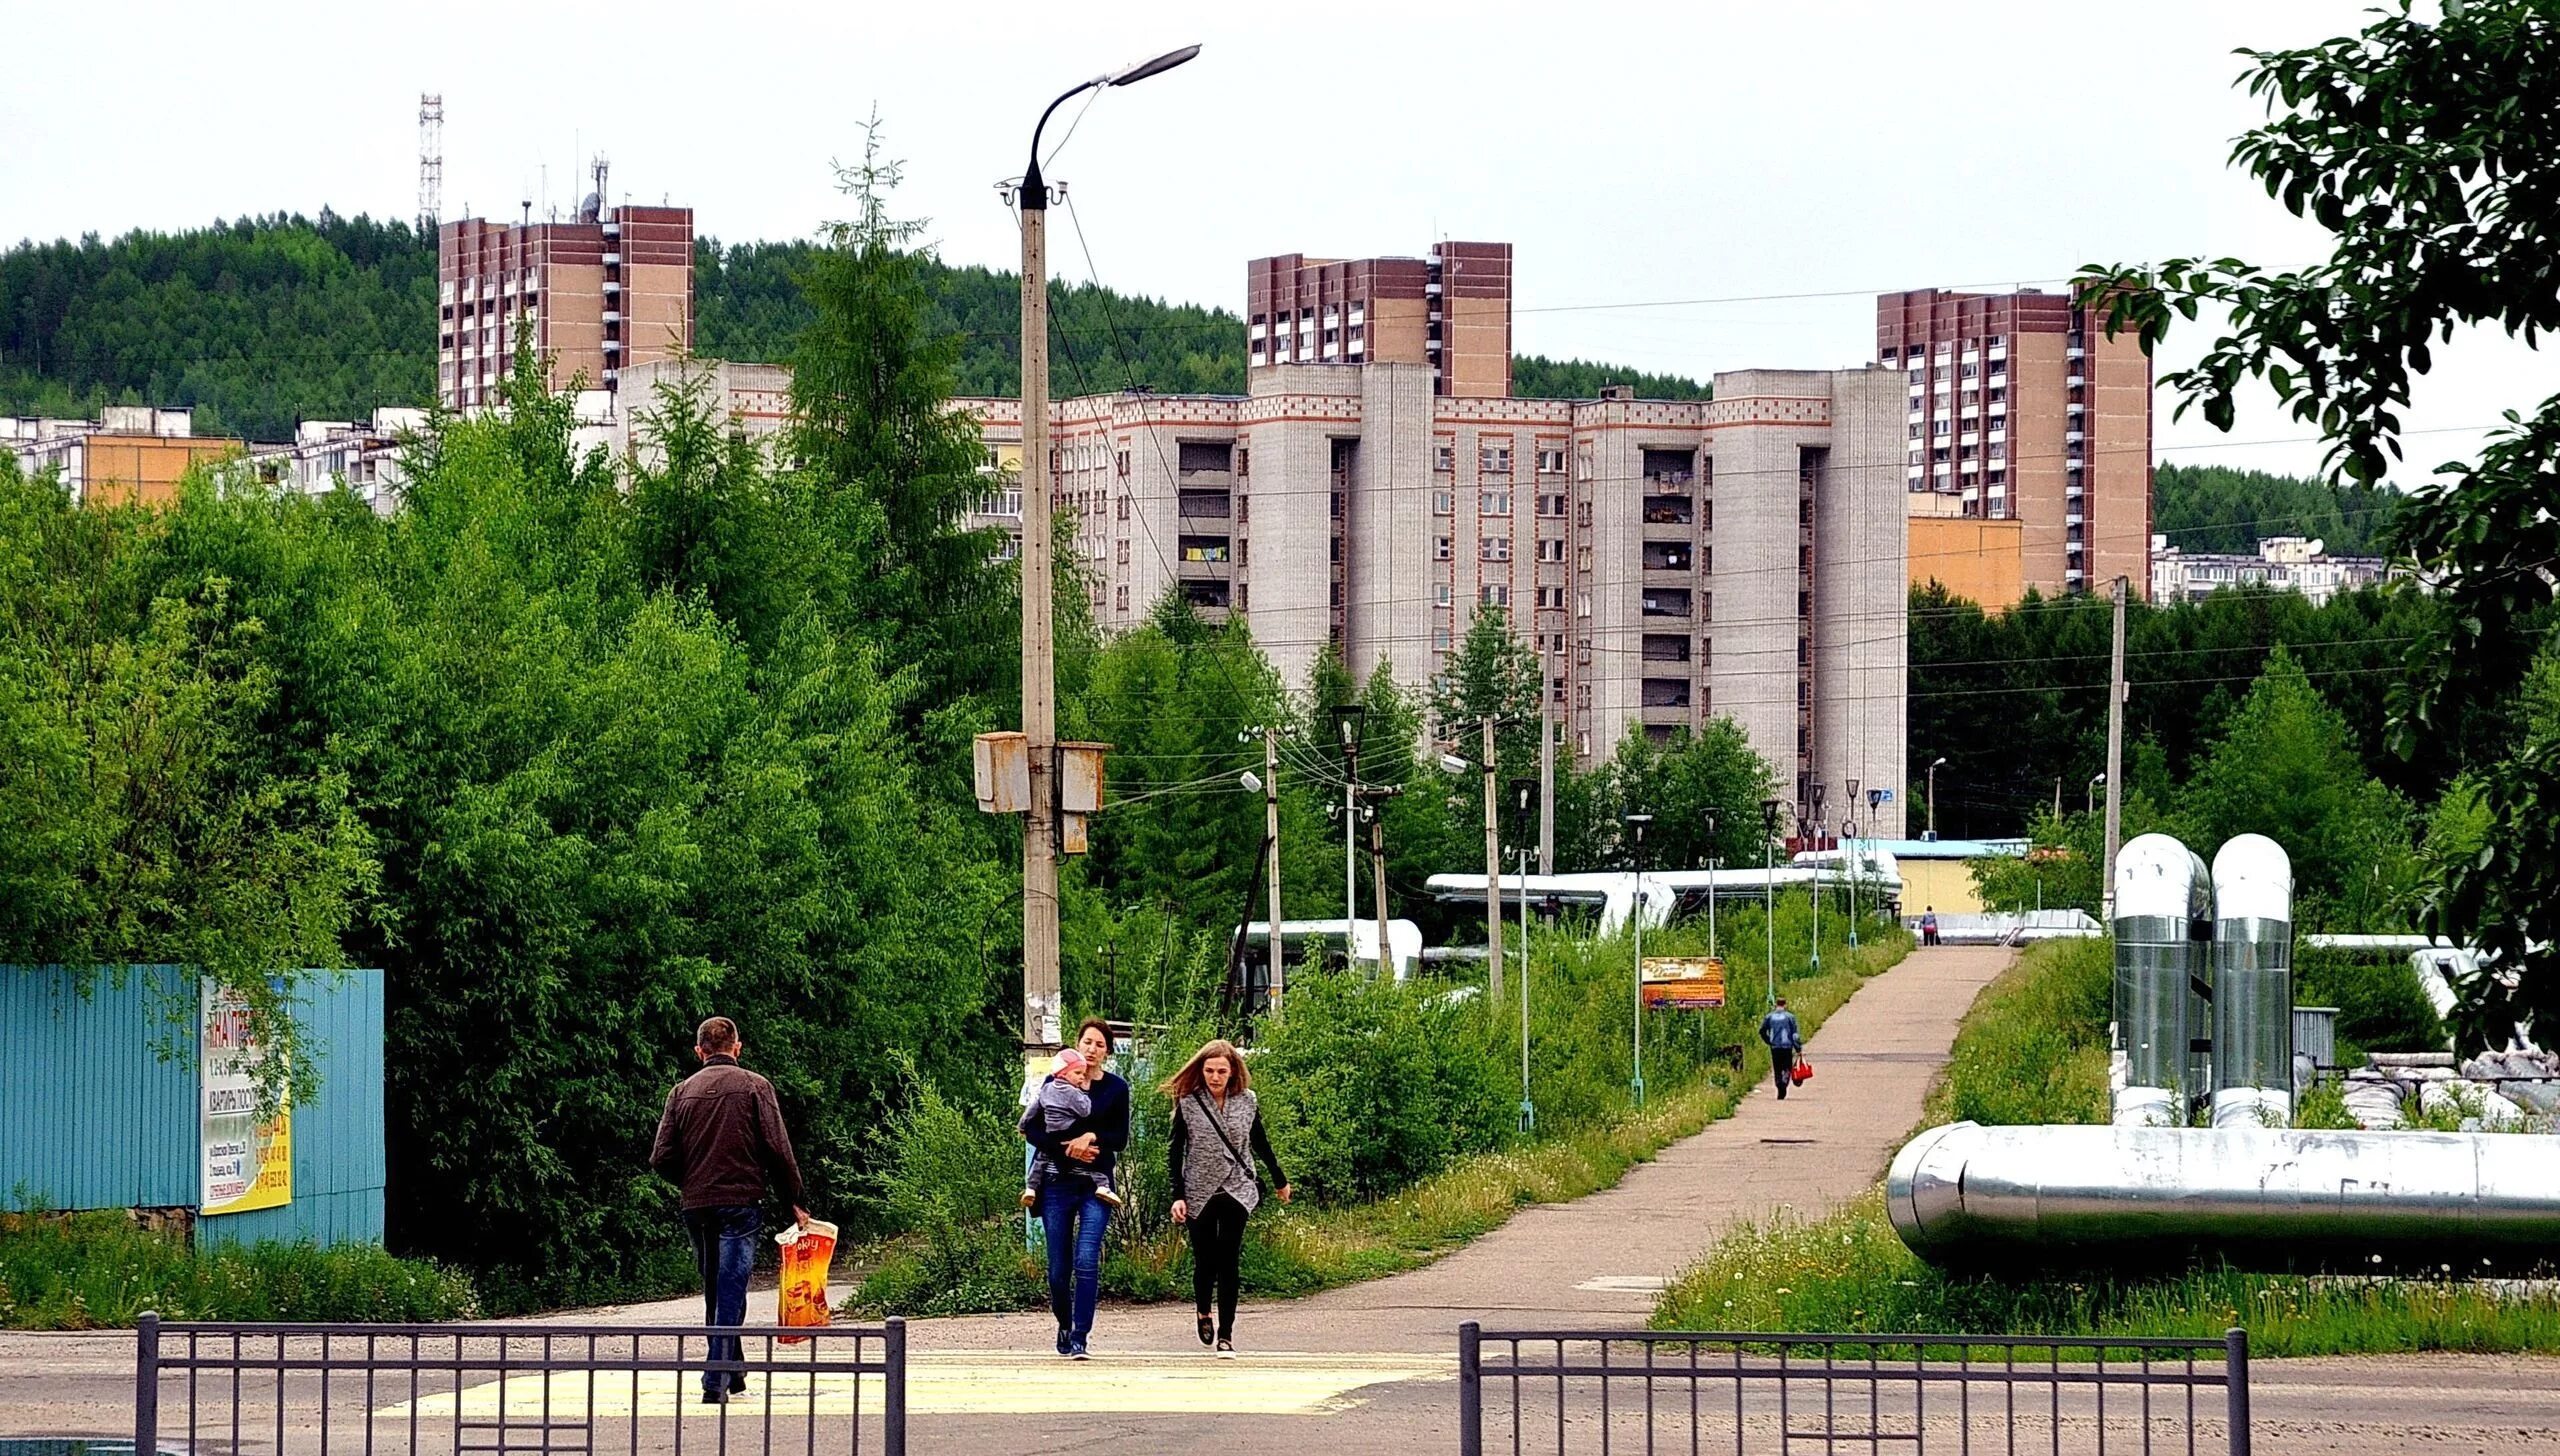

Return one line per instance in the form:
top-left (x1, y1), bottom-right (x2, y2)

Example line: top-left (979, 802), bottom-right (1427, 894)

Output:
top-left (2149, 534), bottom-right (2391, 608)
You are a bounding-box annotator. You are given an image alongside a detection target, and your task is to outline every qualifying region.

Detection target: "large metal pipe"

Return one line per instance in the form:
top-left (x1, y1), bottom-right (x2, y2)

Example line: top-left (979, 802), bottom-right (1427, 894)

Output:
top-left (2211, 834), bottom-right (2293, 1127)
top-left (1889, 1121), bottom-right (2560, 1272)
top-left (2111, 834), bottom-right (2212, 1126)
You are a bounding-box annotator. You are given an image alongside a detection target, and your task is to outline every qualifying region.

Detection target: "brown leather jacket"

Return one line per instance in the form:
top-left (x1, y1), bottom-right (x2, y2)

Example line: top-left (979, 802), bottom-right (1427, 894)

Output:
top-left (650, 1055), bottom-right (804, 1211)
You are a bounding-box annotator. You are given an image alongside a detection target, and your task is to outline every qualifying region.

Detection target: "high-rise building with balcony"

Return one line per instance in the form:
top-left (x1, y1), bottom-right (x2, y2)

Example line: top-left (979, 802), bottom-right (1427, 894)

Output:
top-left (1878, 287), bottom-right (2150, 601)
top-left (1247, 243), bottom-right (1512, 398)
top-left (437, 198), bottom-right (692, 412)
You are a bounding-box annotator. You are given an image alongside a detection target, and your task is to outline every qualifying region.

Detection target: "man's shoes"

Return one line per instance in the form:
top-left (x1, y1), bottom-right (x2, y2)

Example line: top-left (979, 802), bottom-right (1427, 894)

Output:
top-left (728, 1374), bottom-right (747, 1395)
top-left (700, 1388), bottom-right (729, 1406)
top-left (1055, 1326), bottom-right (1073, 1356)
top-left (1070, 1340), bottom-right (1090, 1361)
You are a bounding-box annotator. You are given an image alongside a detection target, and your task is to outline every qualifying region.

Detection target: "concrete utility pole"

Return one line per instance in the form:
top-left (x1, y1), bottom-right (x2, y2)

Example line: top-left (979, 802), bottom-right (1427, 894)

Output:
top-left (1016, 142), bottom-right (1060, 1062)
top-left (1264, 725), bottom-right (1284, 1015)
top-left (1483, 717), bottom-right (1504, 1004)
top-left (1010, 45), bottom-right (1199, 1067)
top-left (2102, 574), bottom-right (2129, 920)
top-left (1625, 813), bottom-right (1651, 1107)
top-left (1537, 636), bottom-right (1556, 875)
top-left (1369, 801), bottom-right (1393, 981)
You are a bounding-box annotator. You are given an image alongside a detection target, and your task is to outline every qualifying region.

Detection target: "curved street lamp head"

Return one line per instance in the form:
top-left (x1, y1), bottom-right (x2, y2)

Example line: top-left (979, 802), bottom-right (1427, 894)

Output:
top-left (1108, 44), bottom-right (1202, 87)
top-left (1932, 756), bottom-right (1949, 770)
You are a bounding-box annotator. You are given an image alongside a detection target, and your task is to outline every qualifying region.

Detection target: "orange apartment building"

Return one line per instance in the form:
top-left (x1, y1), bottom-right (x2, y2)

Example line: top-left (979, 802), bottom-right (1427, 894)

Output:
top-left (3, 407), bottom-right (239, 507)
top-left (438, 199), bottom-right (692, 411)
top-left (1878, 287), bottom-right (2151, 606)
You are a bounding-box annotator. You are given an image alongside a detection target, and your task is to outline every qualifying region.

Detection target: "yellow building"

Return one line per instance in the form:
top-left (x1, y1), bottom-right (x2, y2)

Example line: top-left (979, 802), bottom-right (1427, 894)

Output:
top-left (1908, 492), bottom-right (2026, 610)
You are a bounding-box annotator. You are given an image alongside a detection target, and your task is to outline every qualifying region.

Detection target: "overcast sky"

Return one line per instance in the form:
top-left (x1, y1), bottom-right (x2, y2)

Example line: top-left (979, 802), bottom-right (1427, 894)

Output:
top-left (7, 0), bottom-right (2551, 487)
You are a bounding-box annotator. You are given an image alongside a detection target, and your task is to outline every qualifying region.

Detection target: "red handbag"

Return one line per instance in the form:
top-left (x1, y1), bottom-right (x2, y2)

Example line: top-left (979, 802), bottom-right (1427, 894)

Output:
top-left (1790, 1060), bottom-right (1813, 1085)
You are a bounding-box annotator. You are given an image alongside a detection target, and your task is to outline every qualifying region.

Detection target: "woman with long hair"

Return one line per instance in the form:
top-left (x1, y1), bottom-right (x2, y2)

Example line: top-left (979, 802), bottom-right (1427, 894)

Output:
top-left (1161, 1038), bottom-right (1290, 1358)
top-left (1019, 1016), bottom-right (1130, 1358)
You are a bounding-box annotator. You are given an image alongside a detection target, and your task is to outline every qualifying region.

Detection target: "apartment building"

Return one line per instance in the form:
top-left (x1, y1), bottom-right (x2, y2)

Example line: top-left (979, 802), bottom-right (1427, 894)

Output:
top-left (1878, 287), bottom-right (2150, 602)
top-left (437, 198), bottom-right (692, 411)
top-left (961, 362), bottom-right (1908, 830)
top-left (3, 407), bottom-right (241, 507)
top-left (2150, 534), bottom-right (2391, 608)
top-left (1247, 243), bottom-right (1512, 398)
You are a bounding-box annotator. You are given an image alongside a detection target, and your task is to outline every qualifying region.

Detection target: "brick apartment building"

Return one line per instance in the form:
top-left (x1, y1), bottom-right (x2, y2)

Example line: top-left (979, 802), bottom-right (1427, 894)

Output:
top-left (438, 197), bottom-right (692, 411)
top-left (1879, 287), bottom-right (2151, 603)
top-left (1246, 243), bottom-right (1513, 397)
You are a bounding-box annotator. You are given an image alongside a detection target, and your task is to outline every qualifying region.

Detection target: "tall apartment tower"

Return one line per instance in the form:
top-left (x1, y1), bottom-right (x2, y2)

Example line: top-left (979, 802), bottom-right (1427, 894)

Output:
top-left (437, 197), bottom-right (693, 411)
top-left (1246, 243), bottom-right (1512, 397)
top-left (1877, 288), bottom-right (2150, 598)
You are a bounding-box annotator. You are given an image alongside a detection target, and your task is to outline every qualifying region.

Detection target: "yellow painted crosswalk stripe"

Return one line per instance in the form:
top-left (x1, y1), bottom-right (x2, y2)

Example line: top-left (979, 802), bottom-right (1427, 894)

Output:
top-left (380, 1353), bottom-right (1451, 1418)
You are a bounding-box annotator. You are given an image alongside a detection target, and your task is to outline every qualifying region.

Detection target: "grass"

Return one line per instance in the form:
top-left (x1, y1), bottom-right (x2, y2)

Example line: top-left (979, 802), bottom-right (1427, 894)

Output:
top-left (850, 927), bottom-right (1912, 1315)
top-left (0, 1209), bottom-right (481, 1329)
top-left (1653, 1189), bottom-right (2560, 1356)
top-left (1655, 935), bottom-right (2560, 1356)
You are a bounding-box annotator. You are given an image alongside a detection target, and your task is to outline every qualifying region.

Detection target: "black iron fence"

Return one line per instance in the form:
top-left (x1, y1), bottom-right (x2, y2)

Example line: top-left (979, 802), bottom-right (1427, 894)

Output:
top-left (1457, 1324), bottom-right (2249, 1455)
top-left (134, 1314), bottom-right (905, 1456)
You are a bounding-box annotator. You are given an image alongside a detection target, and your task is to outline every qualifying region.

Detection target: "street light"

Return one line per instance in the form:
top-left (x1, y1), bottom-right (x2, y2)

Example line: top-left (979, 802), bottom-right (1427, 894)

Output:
top-left (1806, 784), bottom-right (1826, 975)
top-left (1760, 798), bottom-right (1782, 1005)
top-left (1843, 779), bottom-right (1861, 950)
top-left (1702, 809), bottom-right (1720, 959)
top-left (2087, 772), bottom-right (2107, 818)
top-left (1927, 757), bottom-right (1948, 841)
top-left (1509, 775), bottom-right (1538, 1133)
top-left (1623, 811), bottom-right (1653, 1107)
top-left (1011, 42), bottom-right (1201, 1069)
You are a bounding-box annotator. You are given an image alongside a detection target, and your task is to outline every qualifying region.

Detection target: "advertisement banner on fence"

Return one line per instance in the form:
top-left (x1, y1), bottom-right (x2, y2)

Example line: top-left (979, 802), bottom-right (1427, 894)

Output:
top-left (1640, 956), bottom-right (1727, 1010)
top-left (201, 981), bottom-right (292, 1216)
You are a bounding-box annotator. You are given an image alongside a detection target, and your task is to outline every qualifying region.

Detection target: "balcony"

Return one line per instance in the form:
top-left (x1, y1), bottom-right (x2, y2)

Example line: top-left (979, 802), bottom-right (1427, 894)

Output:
top-left (1177, 535), bottom-right (1232, 569)
top-left (1641, 588), bottom-right (1693, 619)
top-left (603, 253), bottom-right (622, 267)
top-left (1642, 541), bottom-right (1694, 572)
top-left (1177, 490), bottom-right (1231, 520)
top-left (2066, 430), bottom-right (2086, 444)
top-left (1641, 633), bottom-right (1692, 664)
top-left (2067, 345), bottom-right (2086, 361)
top-left (1641, 495), bottom-right (1695, 526)
top-left (1640, 678), bottom-right (1693, 709)
top-left (2067, 373), bottom-right (2087, 389)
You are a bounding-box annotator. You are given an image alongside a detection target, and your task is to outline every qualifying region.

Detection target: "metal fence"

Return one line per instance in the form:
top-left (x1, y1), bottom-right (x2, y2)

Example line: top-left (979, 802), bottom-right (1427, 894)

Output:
top-left (1457, 1324), bottom-right (2248, 1455)
top-left (134, 1314), bottom-right (905, 1456)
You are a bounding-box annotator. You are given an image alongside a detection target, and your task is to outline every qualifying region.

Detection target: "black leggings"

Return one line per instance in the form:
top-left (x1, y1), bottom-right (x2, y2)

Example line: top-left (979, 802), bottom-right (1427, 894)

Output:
top-left (1187, 1193), bottom-right (1249, 1338)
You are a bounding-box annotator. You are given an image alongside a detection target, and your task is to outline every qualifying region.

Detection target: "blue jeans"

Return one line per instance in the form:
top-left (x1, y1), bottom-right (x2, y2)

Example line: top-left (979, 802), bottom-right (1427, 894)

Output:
top-left (1039, 1178), bottom-right (1111, 1343)
top-left (684, 1205), bottom-right (758, 1395)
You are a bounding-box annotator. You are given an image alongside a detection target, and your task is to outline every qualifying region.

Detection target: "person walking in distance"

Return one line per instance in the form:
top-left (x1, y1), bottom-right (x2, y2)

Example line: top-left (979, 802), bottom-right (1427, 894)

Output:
top-left (1921, 907), bottom-right (1941, 947)
top-left (1163, 1039), bottom-right (1290, 1358)
top-left (1018, 1017), bottom-right (1130, 1359)
top-left (1759, 997), bottom-right (1804, 1100)
top-left (650, 1017), bottom-right (809, 1405)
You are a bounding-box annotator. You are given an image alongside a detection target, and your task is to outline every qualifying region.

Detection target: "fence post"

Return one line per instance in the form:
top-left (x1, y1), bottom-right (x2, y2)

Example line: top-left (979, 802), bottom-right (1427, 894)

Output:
top-left (1457, 1321), bottom-right (1482, 1456)
top-left (134, 1311), bottom-right (160, 1456)
top-left (882, 1317), bottom-right (907, 1456)
top-left (2224, 1327), bottom-right (2251, 1456)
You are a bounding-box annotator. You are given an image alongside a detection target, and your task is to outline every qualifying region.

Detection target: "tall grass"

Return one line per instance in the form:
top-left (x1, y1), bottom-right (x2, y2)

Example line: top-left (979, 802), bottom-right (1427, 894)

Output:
top-left (1654, 1190), bottom-right (2560, 1356)
top-left (0, 1210), bottom-right (480, 1329)
top-left (1922, 937), bottom-right (2111, 1127)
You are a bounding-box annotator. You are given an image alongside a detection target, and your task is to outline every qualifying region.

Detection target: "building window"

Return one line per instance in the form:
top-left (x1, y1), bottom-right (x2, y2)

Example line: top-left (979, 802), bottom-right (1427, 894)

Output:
top-left (1433, 627), bottom-right (1454, 650)
top-left (1115, 586), bottom-right (1128, 612)
top-left (1480, 490), bottom-right (1511, 515)
top-left (1538, 584), bottom-right (1566, 610)
top-left (1480, 537), bottom-right (1511, 562)
top-left (1434, 583), bottom-right (1453, 607)
top-left (1116, 540), bottom-right (1130, 564)
top-left (1538, 493), bottom-right (1567, 517)
top-left (1480, 445), bottom-right (1513, 475)
top-left (1434, 536), bottom-right (1453, 561)
top-left (1433, 490), bottom-right (1454, 515)
top-left (1479, 584), bottom-right (1511, 607)
top-left (1434, 444), bottom-right (1455, 473)
top-left (1117, 497), bottom-right (1129, 521)
top-left (1537, 448), bottom-right (1566, 475)
top-left (1537, 538), bottom-right (1564, 563)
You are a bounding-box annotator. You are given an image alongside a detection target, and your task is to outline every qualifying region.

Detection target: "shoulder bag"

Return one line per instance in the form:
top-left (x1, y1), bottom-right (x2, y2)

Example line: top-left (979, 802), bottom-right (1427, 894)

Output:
top-left (1186, 1091), bottom-right (1267, 1202)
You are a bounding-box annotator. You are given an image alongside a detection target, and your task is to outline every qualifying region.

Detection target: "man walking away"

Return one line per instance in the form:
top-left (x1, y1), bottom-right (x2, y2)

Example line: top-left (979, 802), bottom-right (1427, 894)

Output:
top-left (651, 1017), bottom-right (809, 1405)
top-left (1758, 997), bottom-right (1803, 1100)
top-left (1921, 907), bottom-right (1940, 947)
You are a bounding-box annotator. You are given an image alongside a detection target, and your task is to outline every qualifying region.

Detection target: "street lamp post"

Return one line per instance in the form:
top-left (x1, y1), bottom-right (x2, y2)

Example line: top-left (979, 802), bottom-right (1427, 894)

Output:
top-left (1843, 779), bottom-right (1861, 950)
top-left (1509, 778), bottom-right (1538, 1133)
top-left (1012, 44), bottom-right (1200, 1072)
top-left (1703, 809), bottom-right (1720, 961)
top-left (1927, 757), bottom-right (1948, 841)
top-left (1624, 812), bottom-right (1653, 1107)
top-left (1807, 784), bottom-right (1827, 975)
top-left (1760, 798), bottom-right (1781, 1006)
top-left (2087, 772), bottom-right (2107, 818)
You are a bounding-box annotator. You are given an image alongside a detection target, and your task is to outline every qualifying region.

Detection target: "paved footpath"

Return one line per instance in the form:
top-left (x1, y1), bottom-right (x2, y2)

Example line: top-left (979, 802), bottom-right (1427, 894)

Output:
top-left (9, 947), bottom-right (2557, 1452)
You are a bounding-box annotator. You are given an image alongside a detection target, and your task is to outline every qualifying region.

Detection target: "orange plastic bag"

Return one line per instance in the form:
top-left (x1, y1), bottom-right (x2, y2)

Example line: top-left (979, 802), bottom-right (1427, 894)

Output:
top-left (774, 1219), bottom-right (838, 1343)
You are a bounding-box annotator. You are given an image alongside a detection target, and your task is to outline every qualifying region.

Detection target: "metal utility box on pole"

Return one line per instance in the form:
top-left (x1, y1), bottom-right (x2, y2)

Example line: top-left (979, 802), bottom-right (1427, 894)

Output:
top-left (2102, 575), bottom-right (2128, 920)
top-left (1482, 718), bottom-right (1504, 1004)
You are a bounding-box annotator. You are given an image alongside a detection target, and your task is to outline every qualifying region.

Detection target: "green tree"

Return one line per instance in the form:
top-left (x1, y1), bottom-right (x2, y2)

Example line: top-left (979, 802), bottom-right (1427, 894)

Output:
top-left (2079, 0), bottom-right (2560, 1031)
top-left (1592, 720), bottom-right (1777, 872)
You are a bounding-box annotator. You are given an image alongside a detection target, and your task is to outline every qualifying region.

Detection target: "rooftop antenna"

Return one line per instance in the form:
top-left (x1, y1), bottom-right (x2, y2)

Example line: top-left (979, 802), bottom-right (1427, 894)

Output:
top-left (417, 93), bottom-right (443, 234)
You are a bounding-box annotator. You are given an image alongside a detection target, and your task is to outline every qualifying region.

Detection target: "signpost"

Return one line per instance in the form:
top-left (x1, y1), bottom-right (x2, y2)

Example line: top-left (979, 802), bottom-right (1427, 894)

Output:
top-left (1640, 956), bottom-right (1728, 1011)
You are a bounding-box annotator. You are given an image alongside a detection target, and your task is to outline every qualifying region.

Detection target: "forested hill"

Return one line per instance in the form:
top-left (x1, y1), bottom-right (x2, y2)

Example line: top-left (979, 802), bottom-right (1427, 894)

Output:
top-left (2151, 461), bottom-right (2402, 556)
top-left (2, 213), bottom-right (1708, 440)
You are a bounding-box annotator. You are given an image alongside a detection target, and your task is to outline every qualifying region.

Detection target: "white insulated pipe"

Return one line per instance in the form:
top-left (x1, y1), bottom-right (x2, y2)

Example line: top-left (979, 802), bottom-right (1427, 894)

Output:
top-left (2112, 834), bottom-right (2212, 1126)
top-left (2210, 834), bottom-right (2294, 1127)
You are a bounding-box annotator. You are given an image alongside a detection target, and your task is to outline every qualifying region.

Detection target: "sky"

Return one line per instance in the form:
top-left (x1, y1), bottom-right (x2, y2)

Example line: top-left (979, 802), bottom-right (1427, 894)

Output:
top-left (6, 0), bottom-right (2552, 486)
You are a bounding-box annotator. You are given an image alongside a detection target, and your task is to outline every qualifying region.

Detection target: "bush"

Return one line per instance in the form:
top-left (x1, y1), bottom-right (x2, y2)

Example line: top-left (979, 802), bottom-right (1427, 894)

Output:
top-left (2294, 948), bottom-right (2446, 1056)
top-left (0, 1210), bottom-right (479, 1329)
top-left (849, 1058), bottom-right (1043, 1317)
top-left (1926, 937), bottom-right (2112, 1126)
